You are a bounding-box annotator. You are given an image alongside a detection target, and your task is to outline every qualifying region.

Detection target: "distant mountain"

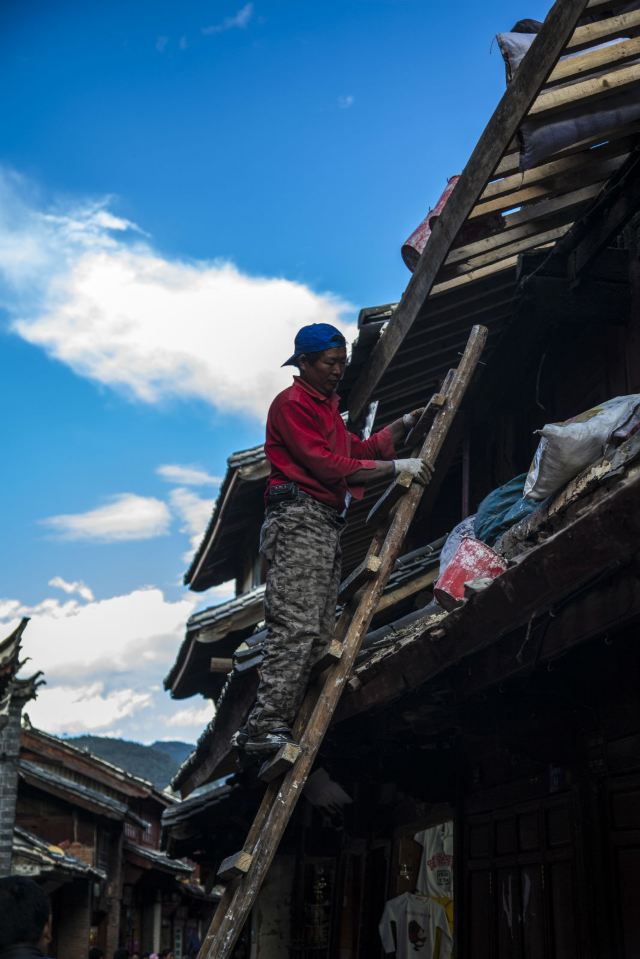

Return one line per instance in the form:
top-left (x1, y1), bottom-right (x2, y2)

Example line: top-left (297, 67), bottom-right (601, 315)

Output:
top-left (151, 740), bottom-right (193, 767)
top-left (67, 736), bottom-right (193, 789)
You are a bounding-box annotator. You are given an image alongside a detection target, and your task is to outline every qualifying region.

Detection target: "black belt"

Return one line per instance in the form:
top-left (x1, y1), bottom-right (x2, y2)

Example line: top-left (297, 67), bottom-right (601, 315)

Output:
top-left (267, 483), bottom-right (345, 522)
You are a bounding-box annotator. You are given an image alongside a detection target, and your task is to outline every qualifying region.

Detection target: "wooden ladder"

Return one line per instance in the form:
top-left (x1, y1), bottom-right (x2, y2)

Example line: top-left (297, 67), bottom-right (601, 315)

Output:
top-left (198, 324), bottom-right (488, 959)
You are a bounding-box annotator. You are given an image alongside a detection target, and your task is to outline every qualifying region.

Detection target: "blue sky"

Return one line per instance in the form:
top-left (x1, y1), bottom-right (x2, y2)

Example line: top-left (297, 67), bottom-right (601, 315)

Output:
top-left (0, 0), bottom-right (549, 742)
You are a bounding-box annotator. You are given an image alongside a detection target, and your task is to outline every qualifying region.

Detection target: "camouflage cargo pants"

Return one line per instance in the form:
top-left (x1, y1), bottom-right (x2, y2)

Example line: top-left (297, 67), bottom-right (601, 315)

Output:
top-left (246, 495), bottom-right (343, 735)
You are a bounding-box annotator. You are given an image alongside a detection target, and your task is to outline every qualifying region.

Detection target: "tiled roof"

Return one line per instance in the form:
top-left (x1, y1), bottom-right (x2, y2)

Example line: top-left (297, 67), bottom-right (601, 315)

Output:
top-left (13, 826), bottom-right (107, 881)
top-left (19, 760), bottom-right (148, 827)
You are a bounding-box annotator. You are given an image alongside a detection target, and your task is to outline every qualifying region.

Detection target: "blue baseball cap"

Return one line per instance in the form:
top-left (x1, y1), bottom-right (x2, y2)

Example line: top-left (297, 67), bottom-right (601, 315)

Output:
top-left (282, 323), bottom-right (347, 367)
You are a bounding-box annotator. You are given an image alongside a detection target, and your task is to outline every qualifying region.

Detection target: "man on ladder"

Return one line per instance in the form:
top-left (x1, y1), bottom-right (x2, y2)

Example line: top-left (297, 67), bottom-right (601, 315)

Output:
top-left (232, 322), bottom-right (431, 757)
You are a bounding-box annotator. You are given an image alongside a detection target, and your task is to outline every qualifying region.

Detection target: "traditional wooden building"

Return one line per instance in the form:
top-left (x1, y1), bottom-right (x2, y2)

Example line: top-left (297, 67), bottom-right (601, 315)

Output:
top-left (164, 1), bottom-right (640, 955)
top-left (14, 725), bottom-right (214, 958)
top-left (0, 621), bottom-right (213, 959)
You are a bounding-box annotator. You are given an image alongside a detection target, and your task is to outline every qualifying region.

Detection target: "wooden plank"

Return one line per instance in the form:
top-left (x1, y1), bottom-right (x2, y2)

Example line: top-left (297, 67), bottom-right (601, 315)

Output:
top-left (199, 326), bottom-right (488, 959)
top-left (217, 851), bottom-right (252, 881)
top-left (480, 137), bottom-right (632, 204)
top-left (549, 35), bottom-right (640, 85)
top-left (443, 192), bottom-right (598, 266)
top-left (471, 154), bottom-right (626, 217)
top-left (530, 63), bottom-right (640, 118)
top-left (567, 8), bottom-right (640, 50)
top-left (491, 120), bottom-right (640, 179)
top-left (431, 256), bottom-right (520, 297)
top-left (339, 554), bottom-right (383, 599)
top-left (210, 658), bottom-right (233, 674)
top-left (502, 180), bottom-right (603, 228)
top-left (258, 743), bottom-right (302, 783)
top-left (345, 0), bottom-right (591, 423)
top-left (444, 225), bottom-right (570, 277)
top-left (375, 567), bottom-right (439, 613)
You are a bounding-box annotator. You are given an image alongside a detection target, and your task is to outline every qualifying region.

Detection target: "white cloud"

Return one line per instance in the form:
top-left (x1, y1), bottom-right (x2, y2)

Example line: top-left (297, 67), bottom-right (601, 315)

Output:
top-left (41, 493), bottom-right (171, 542)
top-left (0, 169), bottom-right (355, 421)
top-left (157, 464), bottom-right (221, 487)
top-left (28, 682), bottom-right (152, 734)
top-left (156, 35), bottom-right (169, 53)
top-left (0, 583), bottom-right (219, 742)
top-left (202, 3), bottom-right (254, 35)
top-left (169, 487), bottom-right (215, 560)
top-left (48, 576), bottom-right (94, 602)
top-left (2, 587), bottom-right (195, 681)
top-left (170, 487), bottom-right (214, 539)
top-left (165, 702), bottom-right (215, 728)
top-left (338, 95), bottom-right (355, 110)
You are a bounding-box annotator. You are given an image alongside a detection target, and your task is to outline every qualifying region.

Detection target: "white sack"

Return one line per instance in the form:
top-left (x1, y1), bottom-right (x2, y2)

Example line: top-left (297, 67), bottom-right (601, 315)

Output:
top-left (524, 395), bottom-right (640, 500)
top-left (496, 31), bottom-right (640, 170)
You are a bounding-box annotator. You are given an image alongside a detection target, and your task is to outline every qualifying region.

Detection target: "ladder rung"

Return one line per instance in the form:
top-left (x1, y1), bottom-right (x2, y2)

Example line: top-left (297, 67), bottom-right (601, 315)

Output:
top-left (217, 850), bottom-right (253, 881)
top-left (310, 639), bottom-right (343, 679)
top-left (339, 554), bottom-right (383, 599)
top-left (366, 472), bottom-right (414, 525)
top-left (405, 391), bottom-right (447, 447)
top-left (210, 657), bottom-right (233, 674)
top-left (258, 743), bottom-right (302, 783)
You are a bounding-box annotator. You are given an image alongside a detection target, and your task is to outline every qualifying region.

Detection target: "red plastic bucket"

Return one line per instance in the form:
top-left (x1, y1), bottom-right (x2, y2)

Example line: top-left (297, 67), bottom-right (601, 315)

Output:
top-left (434, 537), bottom-right (507, 611)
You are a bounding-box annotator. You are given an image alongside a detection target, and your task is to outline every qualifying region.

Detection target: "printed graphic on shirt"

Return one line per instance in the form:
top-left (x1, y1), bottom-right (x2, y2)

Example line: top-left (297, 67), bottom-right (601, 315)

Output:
top-left (379, 892), bottom-right (453, 959)
top-left (414, 821), bottom-right (454, 899)
top-left (408, 919), bottom-right (426, 951)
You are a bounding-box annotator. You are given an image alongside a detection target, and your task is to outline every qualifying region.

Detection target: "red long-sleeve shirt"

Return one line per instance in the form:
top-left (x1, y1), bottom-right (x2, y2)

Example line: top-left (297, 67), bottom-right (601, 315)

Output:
top-left (265, 376), bottom-right (396, 511)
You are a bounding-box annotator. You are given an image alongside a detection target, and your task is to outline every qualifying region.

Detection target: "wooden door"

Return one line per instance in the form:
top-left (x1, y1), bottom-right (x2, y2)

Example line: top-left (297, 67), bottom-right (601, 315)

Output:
top-left (463, 794), bottom-right (586, 959)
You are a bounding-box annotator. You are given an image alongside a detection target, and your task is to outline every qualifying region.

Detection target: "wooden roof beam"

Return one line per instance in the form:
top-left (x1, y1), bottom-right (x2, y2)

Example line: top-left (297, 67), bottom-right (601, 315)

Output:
top-left (530, 63), bottom-right (640, 118)
top-left (481, 136), bottom-right (633, 204)
top-left (492, 120), bottom-right (640, 179)
top-left (548, 34), bottom-right (640, 85)
top-left (471, 153), bottom-right (628, 217)
top-left (567, 8), bottom-right (640, 51)
top-left (346, 0), bottom-right (592, 423)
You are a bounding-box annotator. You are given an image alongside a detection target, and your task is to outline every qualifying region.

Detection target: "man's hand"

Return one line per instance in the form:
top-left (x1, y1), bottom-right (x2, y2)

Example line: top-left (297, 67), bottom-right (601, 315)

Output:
top-left (402, 408), bottom-right (425, 432)
top-left (393, 458), bottom-right (433, 485)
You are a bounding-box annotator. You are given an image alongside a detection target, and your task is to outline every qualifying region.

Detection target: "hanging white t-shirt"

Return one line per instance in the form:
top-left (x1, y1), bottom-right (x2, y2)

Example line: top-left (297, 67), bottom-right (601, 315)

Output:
top-left (414, 821), bottom-right (454, 900)
top-left (378, 892), bottom-right (453, 959)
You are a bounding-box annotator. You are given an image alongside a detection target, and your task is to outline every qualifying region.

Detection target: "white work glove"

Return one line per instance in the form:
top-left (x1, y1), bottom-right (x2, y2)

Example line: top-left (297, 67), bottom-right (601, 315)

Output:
top-left (393, 458), bottom-right (432, 485)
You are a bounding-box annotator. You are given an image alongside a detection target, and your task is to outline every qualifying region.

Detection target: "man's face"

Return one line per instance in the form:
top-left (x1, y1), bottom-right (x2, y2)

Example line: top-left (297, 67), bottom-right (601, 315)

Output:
top-left (298, 347), bottom-right (347, 395)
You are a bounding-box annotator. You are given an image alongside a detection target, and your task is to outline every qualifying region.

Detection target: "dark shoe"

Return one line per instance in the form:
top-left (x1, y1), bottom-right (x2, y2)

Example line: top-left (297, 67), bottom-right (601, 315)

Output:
top-left (231, 726), bottom-right (297, 756)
